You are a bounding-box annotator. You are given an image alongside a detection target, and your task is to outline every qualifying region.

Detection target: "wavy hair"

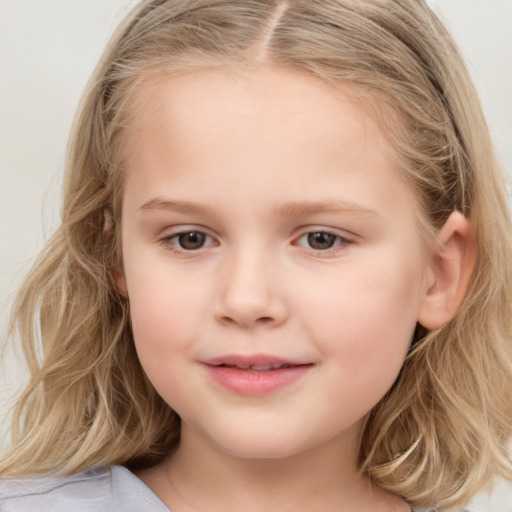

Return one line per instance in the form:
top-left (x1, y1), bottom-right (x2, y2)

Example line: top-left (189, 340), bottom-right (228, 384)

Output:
top-left (1, 0), bottom-right (511, 508)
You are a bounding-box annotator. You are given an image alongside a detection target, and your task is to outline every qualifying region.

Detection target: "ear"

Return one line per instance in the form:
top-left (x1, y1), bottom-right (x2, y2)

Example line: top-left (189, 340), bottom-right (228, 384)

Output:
top-left (103, 207), bottom-right (128, 297)
top-left (417, 211), bottom-right (476, 330)
top-left (113, 264), bottom-right (128, 297)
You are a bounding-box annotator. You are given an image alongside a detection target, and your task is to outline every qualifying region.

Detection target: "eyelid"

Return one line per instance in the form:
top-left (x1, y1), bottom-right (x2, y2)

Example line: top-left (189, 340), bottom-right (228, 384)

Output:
top-left (158, 226), bottom-right (219, 252)
top-left (292, 227), bottom-right (356, 254)
top-left (156, 225), bottom-right (357, 255)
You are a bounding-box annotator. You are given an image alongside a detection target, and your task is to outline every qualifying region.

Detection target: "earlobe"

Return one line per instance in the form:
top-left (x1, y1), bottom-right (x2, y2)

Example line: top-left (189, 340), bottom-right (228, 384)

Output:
top-left (417, 211), bottom-right (476, 330)
top-left (103, 207), bottom-right (128, 297)
top-left (113, 265), bottom-right (128, 297)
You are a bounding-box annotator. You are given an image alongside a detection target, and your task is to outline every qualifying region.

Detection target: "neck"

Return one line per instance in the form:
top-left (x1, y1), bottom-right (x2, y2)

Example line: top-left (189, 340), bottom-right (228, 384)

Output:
top-left (136, 424), bottom-right (409, 512)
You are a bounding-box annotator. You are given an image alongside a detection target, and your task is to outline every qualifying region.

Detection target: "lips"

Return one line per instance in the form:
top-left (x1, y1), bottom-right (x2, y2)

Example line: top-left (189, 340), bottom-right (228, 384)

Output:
top-left (202, 354), bottom-right (313, 395)
top-left (217, 362), bottom-right (296, 371)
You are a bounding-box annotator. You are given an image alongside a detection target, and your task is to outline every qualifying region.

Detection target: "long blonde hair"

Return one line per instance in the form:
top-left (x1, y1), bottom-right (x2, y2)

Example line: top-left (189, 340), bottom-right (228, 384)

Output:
top-left (2, 0), bottom-right (511, 508)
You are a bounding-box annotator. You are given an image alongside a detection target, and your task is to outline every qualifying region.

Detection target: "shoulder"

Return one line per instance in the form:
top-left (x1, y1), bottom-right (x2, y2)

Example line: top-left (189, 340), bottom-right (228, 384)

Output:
top-left (412, 476), bottom-right (512, 512)
top-left (411, 508), bottom-right (462, 512)
top-left (0, 466), bottom-right (113, 512)
top-left (0, 466), bottom-right (170, 512)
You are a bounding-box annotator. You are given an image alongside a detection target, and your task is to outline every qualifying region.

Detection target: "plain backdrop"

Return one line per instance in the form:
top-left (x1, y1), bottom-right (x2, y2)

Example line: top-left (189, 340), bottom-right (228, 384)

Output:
top-left (0, 1), bottom-right (511, 509)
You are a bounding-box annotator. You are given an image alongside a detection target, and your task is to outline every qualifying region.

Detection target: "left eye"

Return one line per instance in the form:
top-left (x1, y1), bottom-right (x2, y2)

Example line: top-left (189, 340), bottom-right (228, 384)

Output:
top-left (165, 231), bottom-right (215, 251)
top-left (296, 231), bottom-right (348, 251)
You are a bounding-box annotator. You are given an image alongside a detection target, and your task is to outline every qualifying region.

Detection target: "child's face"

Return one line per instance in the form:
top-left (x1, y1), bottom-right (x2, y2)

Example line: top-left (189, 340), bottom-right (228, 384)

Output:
top-left (119, 66), bottom-right (432, 460)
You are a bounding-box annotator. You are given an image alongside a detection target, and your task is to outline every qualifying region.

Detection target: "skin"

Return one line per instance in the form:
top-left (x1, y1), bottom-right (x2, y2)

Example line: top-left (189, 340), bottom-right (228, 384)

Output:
top-left (117, 65), bottom-right (472, 512)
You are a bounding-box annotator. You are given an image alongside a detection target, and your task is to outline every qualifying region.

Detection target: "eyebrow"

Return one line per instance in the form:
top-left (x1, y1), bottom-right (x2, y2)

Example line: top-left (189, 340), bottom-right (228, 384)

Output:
top-left (277, 200), bottom-right (381, 220)
top-left (139, 197), bottom-right (381, 220)
top-left (139, 198), bottom-right (216, 216)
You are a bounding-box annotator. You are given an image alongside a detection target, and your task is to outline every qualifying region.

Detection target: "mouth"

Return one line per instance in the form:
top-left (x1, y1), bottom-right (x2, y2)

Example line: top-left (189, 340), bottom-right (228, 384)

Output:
top-left (213, 362), bottom-right (303, 371)
top-left (202, 355), bottom-right (313, 395)
top-left (204, 354), bottom-right (311, 370)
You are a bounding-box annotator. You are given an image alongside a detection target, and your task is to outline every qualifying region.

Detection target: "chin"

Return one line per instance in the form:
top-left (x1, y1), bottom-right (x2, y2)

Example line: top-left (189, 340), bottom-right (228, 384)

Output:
top-left (204, 425), bottom-right (328, 461)
top-left (221, 441), bottom-right (308, 460)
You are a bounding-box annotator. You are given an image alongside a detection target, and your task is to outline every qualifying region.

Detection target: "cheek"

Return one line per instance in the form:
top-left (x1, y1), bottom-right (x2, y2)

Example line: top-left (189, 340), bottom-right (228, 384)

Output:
top-left (297, 251), bottom-right (424, 387)
top-left (123, 260), bottom-right (208, 377)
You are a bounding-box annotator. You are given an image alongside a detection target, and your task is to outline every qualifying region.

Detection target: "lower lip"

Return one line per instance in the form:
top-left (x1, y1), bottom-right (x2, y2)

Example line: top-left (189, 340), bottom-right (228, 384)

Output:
top-left (204, 365), bottom-right (313, 395)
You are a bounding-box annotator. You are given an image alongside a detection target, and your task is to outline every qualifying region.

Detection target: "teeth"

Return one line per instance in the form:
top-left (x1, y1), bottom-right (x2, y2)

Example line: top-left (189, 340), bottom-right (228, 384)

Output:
top-left (218, 363), bottom-right (295, 370)
top-left (248, 363), bottom-right (294, 371)
top-left (250, 364), bottom-right (274, 371)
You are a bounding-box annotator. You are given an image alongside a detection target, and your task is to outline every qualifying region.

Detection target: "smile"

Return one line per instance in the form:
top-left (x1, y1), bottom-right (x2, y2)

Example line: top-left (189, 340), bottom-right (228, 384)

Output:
top-left (202, 355), bottom-right (313, 395)
top-left (217, 363), bottom-right (296, 371)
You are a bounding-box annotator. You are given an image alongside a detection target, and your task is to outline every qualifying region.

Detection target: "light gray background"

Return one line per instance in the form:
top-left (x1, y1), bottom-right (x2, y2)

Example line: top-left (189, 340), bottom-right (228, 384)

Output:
top-left (1, 1), bottom-right (511, 509)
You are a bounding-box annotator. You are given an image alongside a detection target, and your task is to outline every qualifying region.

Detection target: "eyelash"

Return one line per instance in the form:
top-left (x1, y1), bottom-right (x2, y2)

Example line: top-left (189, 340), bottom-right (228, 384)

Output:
top-left (294, 230), bottom-right (354, 254)
top-left (160, 231), bottom-right (217, 253)
top-left (159, 229), bottom-right (355, 255)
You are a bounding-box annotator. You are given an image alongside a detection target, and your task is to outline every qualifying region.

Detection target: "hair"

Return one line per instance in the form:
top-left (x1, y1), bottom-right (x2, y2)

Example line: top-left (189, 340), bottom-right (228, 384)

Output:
top-left (1, 0), bottom-right (511, 509)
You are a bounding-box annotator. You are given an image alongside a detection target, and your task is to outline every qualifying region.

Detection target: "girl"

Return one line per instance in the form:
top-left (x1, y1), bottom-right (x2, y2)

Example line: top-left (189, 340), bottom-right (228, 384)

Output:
top-left (1, 1), bottom-right (511, 511)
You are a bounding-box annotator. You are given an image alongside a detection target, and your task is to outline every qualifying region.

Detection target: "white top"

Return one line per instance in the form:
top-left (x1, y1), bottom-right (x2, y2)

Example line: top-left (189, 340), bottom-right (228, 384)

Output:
top-left (0, 465), bottom-right (444, 511)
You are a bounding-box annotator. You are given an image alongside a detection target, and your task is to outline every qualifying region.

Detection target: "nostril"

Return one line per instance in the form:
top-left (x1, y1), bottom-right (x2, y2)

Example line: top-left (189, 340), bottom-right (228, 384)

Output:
top-left (221, 316), bottom-right (237, 324)
top-left (256, 316), bottom-right (274, 324)
top-left (219, 315), bottom-right (275, 326)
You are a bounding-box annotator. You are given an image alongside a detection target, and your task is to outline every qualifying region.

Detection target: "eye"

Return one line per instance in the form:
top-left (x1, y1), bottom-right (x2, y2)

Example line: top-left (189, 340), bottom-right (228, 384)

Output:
top-left (162, 230), bottom-right (216, 251)
top-left (295, 231), bottom-right (353, 252)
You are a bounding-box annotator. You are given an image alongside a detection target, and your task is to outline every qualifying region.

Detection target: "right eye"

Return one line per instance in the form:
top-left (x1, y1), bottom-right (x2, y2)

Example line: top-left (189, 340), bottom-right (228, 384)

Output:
top-left (161, 231), bottom-right (216, 251)
top-left (301, 232), bottom-right (339, 250)
top-left (294, 230), bottom-right (354, 253)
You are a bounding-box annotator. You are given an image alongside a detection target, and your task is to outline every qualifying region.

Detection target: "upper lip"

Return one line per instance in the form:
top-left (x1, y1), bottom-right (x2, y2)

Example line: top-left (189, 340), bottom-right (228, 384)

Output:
top-left (202, 354), bottom-right (311, 370)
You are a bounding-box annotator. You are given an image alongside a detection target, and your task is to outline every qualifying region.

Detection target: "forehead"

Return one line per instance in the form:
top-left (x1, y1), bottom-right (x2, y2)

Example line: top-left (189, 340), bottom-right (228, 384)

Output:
top-left (123, 66), bottom-right (398, 165)
top-left (120, 65), bottom-right (415, 220)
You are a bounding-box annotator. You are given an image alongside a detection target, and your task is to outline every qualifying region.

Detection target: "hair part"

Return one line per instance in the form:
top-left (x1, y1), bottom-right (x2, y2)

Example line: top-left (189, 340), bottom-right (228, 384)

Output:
top-left (2, 0), bottom-right (511, 508)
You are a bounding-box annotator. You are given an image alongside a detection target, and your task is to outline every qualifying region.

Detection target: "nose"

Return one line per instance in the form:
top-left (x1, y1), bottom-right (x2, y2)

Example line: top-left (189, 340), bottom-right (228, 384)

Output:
top-left (213, 248), bottom-right (288, 329)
